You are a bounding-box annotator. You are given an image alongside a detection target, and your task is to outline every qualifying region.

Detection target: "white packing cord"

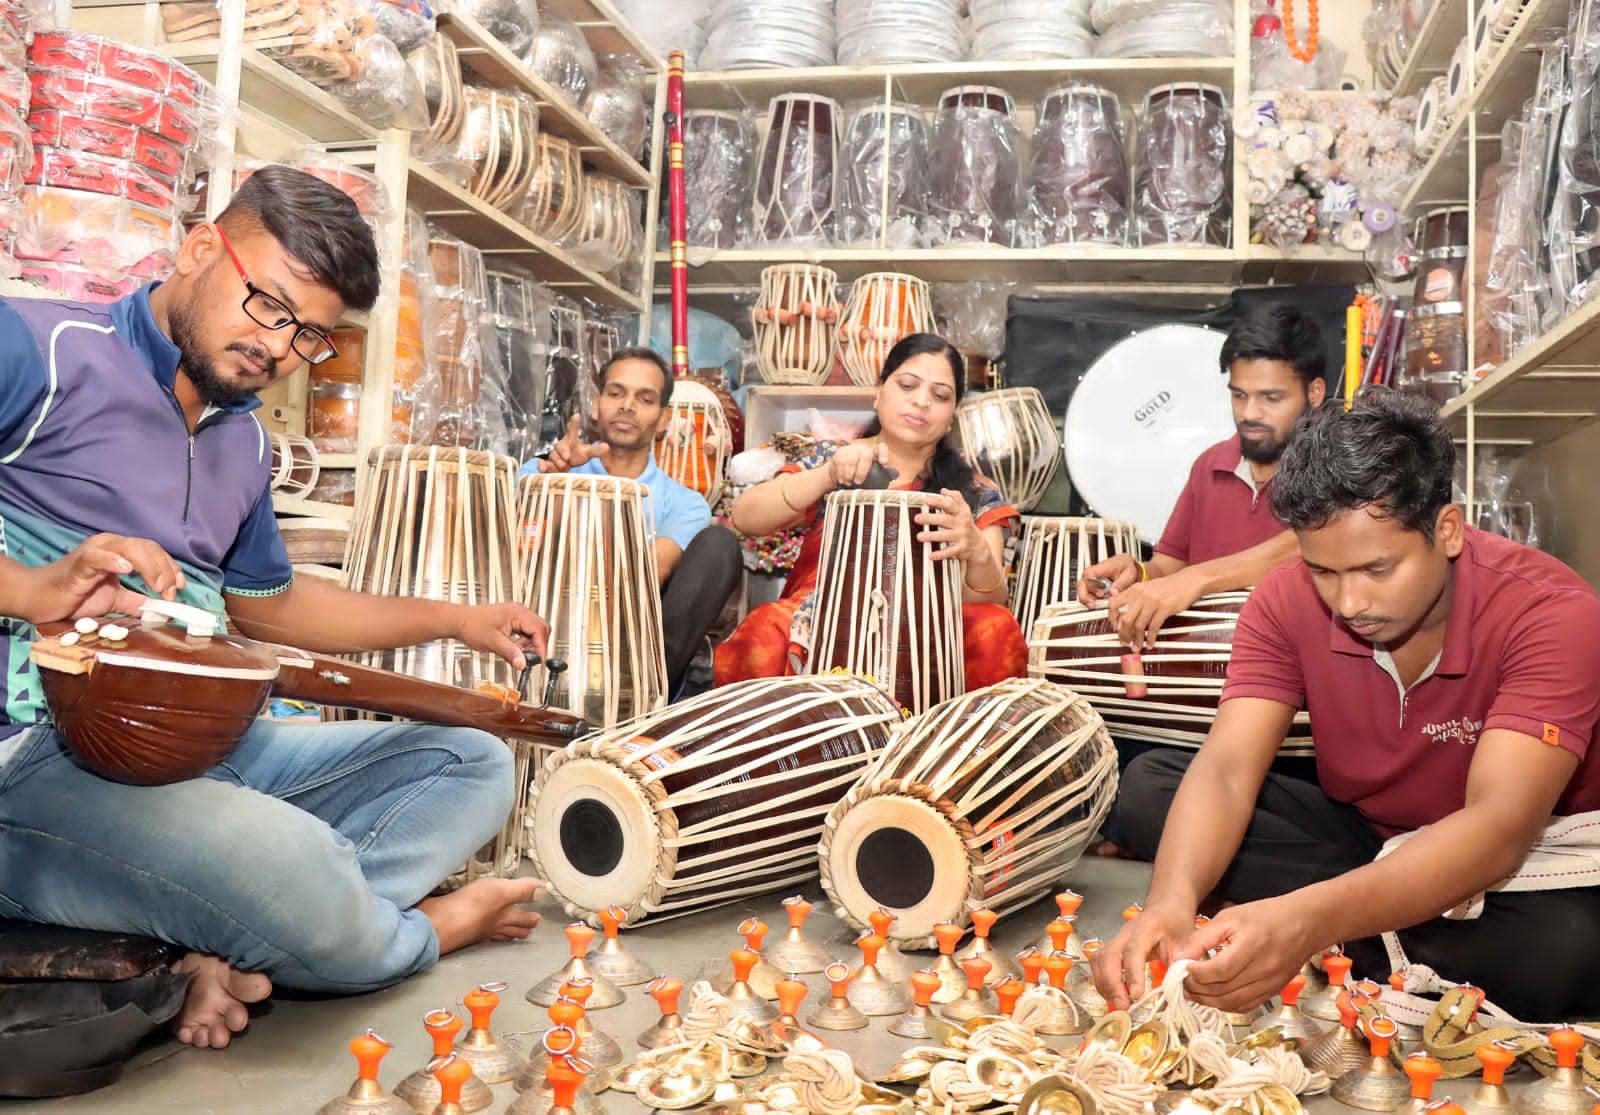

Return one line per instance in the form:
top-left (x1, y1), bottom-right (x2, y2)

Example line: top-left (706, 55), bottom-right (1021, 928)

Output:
top-left (781, 1049), bottom-right (859, 1115)
top-left (1071, 1039), bottom-right (1166, 1115)
top-left (680, 981), bottom-right (734, 1042)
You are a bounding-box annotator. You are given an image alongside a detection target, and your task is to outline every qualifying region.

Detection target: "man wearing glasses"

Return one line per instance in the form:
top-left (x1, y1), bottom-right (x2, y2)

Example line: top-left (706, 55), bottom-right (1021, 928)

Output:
top-left (0, 166), bottom-right (551, 1051)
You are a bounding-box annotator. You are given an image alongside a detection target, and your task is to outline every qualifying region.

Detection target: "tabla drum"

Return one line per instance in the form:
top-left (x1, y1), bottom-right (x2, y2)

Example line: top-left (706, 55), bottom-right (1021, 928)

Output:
top-left (928, 85), bottom-right (1021, 246)
top-left (954, 387), bottom-right (1061, 512)
top-left (340, 445), bottom-right (526, 881)
top-left (457, 86), bottom-right (540, 213)
top-left (573, 173), bottom-right (640, 278)
top-left (1402, 206), bottom-right (1470, 406)
top-left (523, 133), bottom-right (586, 243)
top-left (836, 272), bottom-right (934, 387)
top-left (681, 109), bottom-right (757, 251)
top-left (1010, 516), bottom-right (1140, 638)
top-left (752, 93), bottom-right (839, 245)
top-left (1135, 83), bottom-right (1231, 247)
top-left (751, 263), bottom-right (839, 385)
top-left (803, 489), bottom-right (965, 714)
top-left (309, 338), bottom-right (364, 454)
top-left (839, 102), bottom-right (930, 248)
top-left (819, 677), bottom-right (1118, 945)
top-left (516, 473), bottom-right (668, 729)
top-left (1026, 593), bottom-right (1315, 756)
top-left (655, 379), bottom-right (732, 509)
top-left (1063, 324), bottom-right (1232, 546)
top-left (530, 674), bottom-right (900, 924)
top-left (1029, 83), bottom-right (1130, 246)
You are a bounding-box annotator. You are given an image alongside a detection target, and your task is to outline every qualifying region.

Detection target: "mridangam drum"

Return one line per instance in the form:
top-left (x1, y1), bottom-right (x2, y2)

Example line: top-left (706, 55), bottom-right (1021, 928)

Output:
top-left (1026, 592), bottom-right (1314, 755)
top-left (803, 489), bottom-right (965, 714)
top-left (839, 102), bottom-right (930, 247)
top-left (516, 473), bottom-right (668, 728)
top-left (1029, 83), bottom-right (1130, 246)
top-left (531, 674), bottom-right (900, 923)
top-left (955, 387), bottom-right (1061, 512)
top-left (819, 677), bottom-right (1118, 945)
top-left (1063, 324), bottom-right (1233, 545)
top-left (752, 263), bottom-right (840, 385)
top-left (836, 271), bottom-right (934, 387)
top-left (656, 379), bottom-right (732, 508)
top-left (1011, 516), bottom-right (1140, 638)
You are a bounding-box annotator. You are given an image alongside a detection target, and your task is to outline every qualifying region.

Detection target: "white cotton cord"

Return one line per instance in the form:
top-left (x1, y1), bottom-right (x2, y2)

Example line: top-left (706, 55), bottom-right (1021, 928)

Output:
top-left (680, 981), bottom-right (734, 1042)
top-left (1185, 1032), bottom-right (1330, 1103)
top-left (1012, 985), bottom-right (1081, 1033)
top-left (781, 1049), bottom-right (859, 1115)
top-left (967, 1020), bottom-right (1043, 1058)
top-left (1130, 958), bottom-right (1228, 1043)
top-left (1070, 1037), bottom-right (1165, 1115)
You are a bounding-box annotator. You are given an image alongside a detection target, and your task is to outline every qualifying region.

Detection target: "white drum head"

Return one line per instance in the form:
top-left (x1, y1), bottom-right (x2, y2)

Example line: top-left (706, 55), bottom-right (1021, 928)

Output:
top-left (822, 793), bottom-right (970, 940)
top-left (530, 757), bottom-right (663, 914)
top-left (1064, 324), bottom-right (1233, 546)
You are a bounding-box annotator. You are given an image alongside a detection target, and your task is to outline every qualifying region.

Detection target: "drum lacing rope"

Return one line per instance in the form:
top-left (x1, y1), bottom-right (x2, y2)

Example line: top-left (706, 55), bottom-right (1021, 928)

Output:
top-left (781, 1049), bottom-right (859, 1115)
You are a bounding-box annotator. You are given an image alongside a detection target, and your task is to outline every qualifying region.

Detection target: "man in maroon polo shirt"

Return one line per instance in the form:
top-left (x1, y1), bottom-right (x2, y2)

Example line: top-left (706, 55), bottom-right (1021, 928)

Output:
top-left (1093, 392), bottom-right (1600, 1022)
top-left (1078, 303), bottom-right (1326, 650)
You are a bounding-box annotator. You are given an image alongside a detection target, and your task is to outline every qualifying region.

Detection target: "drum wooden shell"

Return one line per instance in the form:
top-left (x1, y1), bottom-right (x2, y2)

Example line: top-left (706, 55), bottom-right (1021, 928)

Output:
top-left (928, 84), bottom-right (1021, 246)
top-left (530, 674), bottom-right (900, 924)
top-left (1026, 592), bottom-right (1315, 755)
top-left (836, 272), bottom-right (934, 388)
top-left (409, 31), bottom-right (464, 149)
top-left (805, 489), bottom-right (965, 714)
top-left (1403, 205), bottom-right (1470, 404)
top-left (954, 387), bottom-right (1062, 512)
top-left (752, 263), bottom-right (839, 385)
top-left (820, 677), bottom-right (1117, 945)
top-left (458, 86), bottom-right (539, 213)
top-left (752, 93), bottom-right (839, 245)
top-left (269, 432), bottom-right (320, 497)
top-left (515, 473), bottom-right (668, 729)
top-left (522, 133), bottom-right (586, 243)
top-left (655, 379), bottom-right (731, 509)
top-left (1010, 516), bottom-right (1139, 638)
top-left (682, 109), bottom-right (756, 250)
top-left (1029, 82), bottom-right (1130, 246)
top-left (1135, 83), bottom-right (1231, 247)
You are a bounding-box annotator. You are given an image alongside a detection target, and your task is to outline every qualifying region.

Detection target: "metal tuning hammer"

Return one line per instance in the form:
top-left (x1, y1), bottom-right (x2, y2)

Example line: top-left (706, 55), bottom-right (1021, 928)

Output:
top-left (541, 658), bottom-right (569, 708)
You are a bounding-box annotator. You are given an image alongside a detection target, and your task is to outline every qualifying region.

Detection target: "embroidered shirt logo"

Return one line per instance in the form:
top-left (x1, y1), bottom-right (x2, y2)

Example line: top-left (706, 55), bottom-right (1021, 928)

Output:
top-left (1420, 717), bottom-right (1483, 746)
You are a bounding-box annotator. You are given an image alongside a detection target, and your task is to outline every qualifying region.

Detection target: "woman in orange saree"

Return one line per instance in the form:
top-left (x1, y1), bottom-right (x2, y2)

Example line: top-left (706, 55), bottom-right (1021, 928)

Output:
top-left (715, 333), bottom-right (1027, 689)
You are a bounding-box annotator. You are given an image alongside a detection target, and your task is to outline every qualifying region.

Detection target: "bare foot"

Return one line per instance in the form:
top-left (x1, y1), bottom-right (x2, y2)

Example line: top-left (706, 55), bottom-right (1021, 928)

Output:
top-left (172, 954), bottom-right (272, 1050)
top-left (1089, 838), bottom-right (1138, 859)
top-left (418, 877), bottom-right (547, 956)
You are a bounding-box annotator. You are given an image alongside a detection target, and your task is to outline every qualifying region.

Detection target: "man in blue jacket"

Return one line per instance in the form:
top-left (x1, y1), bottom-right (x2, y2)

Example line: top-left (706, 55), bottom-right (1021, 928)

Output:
top-left (0, 166), bottom-right (551, 1050)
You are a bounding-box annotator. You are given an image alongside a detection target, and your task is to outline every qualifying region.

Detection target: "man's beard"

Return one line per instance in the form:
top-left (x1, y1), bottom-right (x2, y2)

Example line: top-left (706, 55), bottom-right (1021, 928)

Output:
top-left (168, 298), bottom-right (270, 408)
top-left (1238, 423), bottom-right (1287, 464)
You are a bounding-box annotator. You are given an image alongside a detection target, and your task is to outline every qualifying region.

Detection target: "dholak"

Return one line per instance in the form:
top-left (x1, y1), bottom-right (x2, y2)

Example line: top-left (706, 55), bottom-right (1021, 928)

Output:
top-left (751, 263), bottom-right (839, 385)
top-left (1135, 83), bottom-right (1231, 246)
top-left (819, 677), bottom-right (1118, 945)
top-left (954, 387), bottom-right (1061, 512)
top-left (836, 272), bottom-right (934, 388)
top-left (1029, 83), bottom-right (1130, 246)
top-left (655, 379), bottom-right (732, 508)
top-left (752, 93), bottom-right (839, 245)
top-left (1026, 592), bottom-right (1315, 756)
top-left (839, 102), bottom-right (930, 247)
top-left (1063, 324), bottom-right (1233, 546)
top-left (804, 489), bottom-right (965, 714)
top-left (530, 674), bottom-right (900, 924)
top-left (682, 109), bottom-right (757, 250)
top-left (1010, 516), bottom-right (1140, 637)
top-left (516, 473), bottom-right (668, 729)
top-left (1402, 205), bottom-right (1470, 406)
top-left (928, 85), bottom-right (1021, 246)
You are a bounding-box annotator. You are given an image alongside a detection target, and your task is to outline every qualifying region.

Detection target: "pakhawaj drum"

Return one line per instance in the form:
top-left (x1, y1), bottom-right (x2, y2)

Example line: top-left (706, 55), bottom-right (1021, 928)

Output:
top-left (819, 677), bottom-right (1118, 945)
top-left (530, 674), bottom-right (900, 924)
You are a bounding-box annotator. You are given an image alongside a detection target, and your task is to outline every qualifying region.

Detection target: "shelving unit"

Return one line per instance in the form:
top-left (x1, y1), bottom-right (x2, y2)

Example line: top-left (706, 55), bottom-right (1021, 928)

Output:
top-left (1391, 0), bottom-right (1467, 99)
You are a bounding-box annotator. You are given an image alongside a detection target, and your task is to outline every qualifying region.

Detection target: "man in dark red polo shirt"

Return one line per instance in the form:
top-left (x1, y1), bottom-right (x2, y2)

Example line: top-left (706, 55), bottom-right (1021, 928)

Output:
top-left (1093, 392), bottom-right (1600, 1021)
top-left (1078, 303), bottom-right (1326, 650)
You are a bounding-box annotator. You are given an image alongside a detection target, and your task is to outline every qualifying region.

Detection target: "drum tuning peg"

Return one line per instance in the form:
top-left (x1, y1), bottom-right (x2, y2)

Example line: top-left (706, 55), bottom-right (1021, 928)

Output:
top-left (540, 658), bottom-right (569, 708)
top-left (849, 933), bottom-right (912, 1016)
top-left (455, 982), bottom-right (517, 1085)
top-left (394, 1011), bottom-right (493, 1114)
top-left (864, 908), bottom-right (915, 985)
top-left (806, 961), bottom-right (868, 1031)
top-left (586, 906), bottom-right (654, 987)
top-left (526, 923), bottom-right (624, 1009)
top-left (517, 654), bottom-right (543, 702)
top-left (763, 896), bottom-right (829, 974)
top-left (317, 1030), bottom-right (411, 1115)
top-left (1331, 1015), bottom-right (1412, 1112)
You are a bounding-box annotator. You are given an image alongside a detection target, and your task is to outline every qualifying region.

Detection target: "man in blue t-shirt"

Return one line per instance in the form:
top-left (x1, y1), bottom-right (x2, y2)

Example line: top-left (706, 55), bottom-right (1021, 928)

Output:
top-left (522, 347), bottom-right (740, 694)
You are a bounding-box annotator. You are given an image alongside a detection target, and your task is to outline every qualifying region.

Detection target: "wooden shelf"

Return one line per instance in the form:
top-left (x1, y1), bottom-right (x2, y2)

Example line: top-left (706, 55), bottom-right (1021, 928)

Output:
top-left (162, 43), bottom-right (377, 144)
top-left (1390, 0), bottom-right (1467, 99)
top-left (436, 9), bottom-right (651, 187)
top-left (547, 0), bottom-right (661, 66)
top-left (402, 158), bottom-right (645, 312)
top-left (1442, 298), bottom-right (1600, 448)
top-left (272, 495), bottom-right (355, 521)
top-left (745, 384), bottom-right (877, 448)
top-left (681, 57), bottom-right (1235, 110)
top-left (315, 452), bottom-right (359, 469)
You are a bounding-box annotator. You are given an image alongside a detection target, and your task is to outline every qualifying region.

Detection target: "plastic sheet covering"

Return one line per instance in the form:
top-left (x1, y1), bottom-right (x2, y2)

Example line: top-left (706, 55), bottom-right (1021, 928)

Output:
top-left (971, 0), bottom-right (1094, 61)
top-left (1474, 153), bottom-right (1511, 376)
top-left (586, 53), bottom-right (647, 158)
top-left (1251, 0), bottom-right (1346, 92)
top-left (459, 0), bottom-right (537, 58)
top-left (530, 1), bottom-right (596, 108)
top-left (615, 0), bottom-right (711, 67)
top-left (838, 100), bottom-right (929, 248)
top-left (1461, 448), bottom-right (1549, 550)
top-left (408, 31), bottom-right (468, 173)
top-left (1134, 82), bottom-right (1231, 246)
top-left (1091, 0), bottom-right (1233, 58)
top-left (161, 0), bottom-right (381, 88)
top-left (1547, 7), bottom-right (1600, 326)
top-left (835, 0), bottom-right (963, 66)
top-left (230, 152), bottom-right (391, 227)
top-left (416, 228), bottom-right (490, 447)
top-left (752, 93), bottom-right (839, 245)
top-left (1486, 111), bottom-right (1556, 361)
top-left (670, 108), bottom-right (756, 250)
top-left (454, 85), bottom-right (539, 212)
top-left (331, 29), bottom-right (429, 130)
top-left (0, 98), bottom-right (30, 201)
top-left (542, 295), bottom-right (586, 449)
top-left (700, 0), bottom-right (833, 70)
top-left (522, 132), bottom-right (585, 243)
top-left (927, 86), bottom-right (1022, 246)
top-left (933, 280), bottom-right (1015, 361)
top-left (569, 172), bottom-right (642, 278)
top-left (484, 270), bottom-right (555, 462)
top-left (375, 0), bottom-right (434, 53)
top-left (1027, 83), bottom-right (1129, 246)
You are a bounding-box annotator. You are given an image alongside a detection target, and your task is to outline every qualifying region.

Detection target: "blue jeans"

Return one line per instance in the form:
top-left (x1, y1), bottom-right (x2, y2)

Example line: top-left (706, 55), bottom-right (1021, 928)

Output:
top-left (0, 717), bottom-right (515, 994)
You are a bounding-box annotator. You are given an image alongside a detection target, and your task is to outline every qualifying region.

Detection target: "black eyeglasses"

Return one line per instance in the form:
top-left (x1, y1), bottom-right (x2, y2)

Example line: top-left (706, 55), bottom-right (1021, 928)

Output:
top-left (215, 224), bottom-right (339, 366)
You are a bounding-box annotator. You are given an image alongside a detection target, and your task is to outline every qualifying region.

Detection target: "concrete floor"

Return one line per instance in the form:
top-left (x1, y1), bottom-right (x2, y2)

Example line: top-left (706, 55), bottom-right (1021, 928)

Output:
top-left (9, 856), bottom-right (1527, 1114)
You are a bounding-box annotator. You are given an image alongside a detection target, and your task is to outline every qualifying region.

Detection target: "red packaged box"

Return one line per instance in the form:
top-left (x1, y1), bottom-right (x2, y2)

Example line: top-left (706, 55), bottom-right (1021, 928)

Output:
top-left (28, 32), bottom-right (207, 109)
top-left (28, 109), bottom-right (189, 183)
top-left (29, 68), bottom-right (203, 148)
top-left (27, 145), bottom-right (182, 212)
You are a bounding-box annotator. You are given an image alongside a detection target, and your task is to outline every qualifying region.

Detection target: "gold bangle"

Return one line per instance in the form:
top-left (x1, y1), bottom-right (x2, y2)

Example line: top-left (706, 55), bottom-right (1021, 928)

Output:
top-left (779, 475), bottom-right (803, 513)
top-left (1137, 560), bottom-right (1150, 583)
top-left (964, 561), bottom-right (1005, 595)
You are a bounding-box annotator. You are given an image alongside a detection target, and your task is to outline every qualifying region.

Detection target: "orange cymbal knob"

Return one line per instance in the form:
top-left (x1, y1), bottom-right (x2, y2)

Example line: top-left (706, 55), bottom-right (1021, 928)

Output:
top-left (995, 978), bottom-right (1024, 1016)
top-left (647, 976), bottom-right (681, 1016)
top-left (910, 969), bottom-right (941, 1007)
top-left (1043, 953), bottom-right (1073, 989)
top-left (1055, 890), bottom-right (1083, 918)
top-left (1019, 950), bottom-right (1046, 985)
top-left (430, 1054), bottom-right (473, 1106)
top-left (730, 948), bottom-right (760, 982)
top-left (970, 909), bottom-right (998, 940)
top-left (350, 1030), bottom-right (392, 1082)
top-left (1045, 919), bottom-right (1071, 952)
top-left (1323, 952), bottom-right (1353, 986)
top-left (784, 896), bottom-right (813, 928)
top-left (1364, 1015), bottom-right (1400, 1060)
top-left (961, 957), bottom-right (992, 990)
top-left (547, 1058), bottom-right (585, 1111)
top-left (1280, 972), bottom-right (1308, 1006)
top-left (1551, 1027), bottom-right (1585, 1069)
top-left (600, 907), bottom-right (625, 938)
top-left (559, 979), bottom-right (594, 1009)
top-left (857, 934), bottom-right (884, 967)
top-left (564, 923), bottom-right (596, 957)
top-left (1476, 1040), bottom-right (1517, 1085)
top-left (738, 917), bottom-right (769, 952)
top-left (1404, 1052), bottom-right (1442, 1100)
top-left (826, 961), bottom-right (853, 998)
top-left (934, 923), bottom-right (963, 956)
top-left (424, 1009), bottom-right (462, 1056)
top-left (776, 977), bottom-right (807, 1018)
